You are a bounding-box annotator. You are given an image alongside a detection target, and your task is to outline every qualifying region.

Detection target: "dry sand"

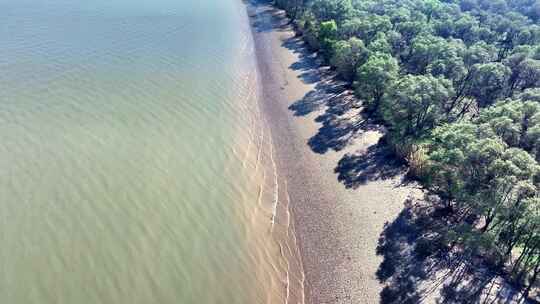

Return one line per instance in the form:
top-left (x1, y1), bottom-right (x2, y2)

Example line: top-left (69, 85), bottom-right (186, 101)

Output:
top-left (245, 1), bottom-right (421, 303)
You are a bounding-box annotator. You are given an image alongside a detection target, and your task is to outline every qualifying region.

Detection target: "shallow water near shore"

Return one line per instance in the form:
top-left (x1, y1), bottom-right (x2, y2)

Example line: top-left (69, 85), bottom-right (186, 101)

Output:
top-left (0, 0), bottom-right (301, 303)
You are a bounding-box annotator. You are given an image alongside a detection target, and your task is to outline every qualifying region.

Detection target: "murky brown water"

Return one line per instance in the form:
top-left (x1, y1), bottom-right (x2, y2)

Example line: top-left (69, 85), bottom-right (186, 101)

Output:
top-left (0, 0), bottom-right (302, 303)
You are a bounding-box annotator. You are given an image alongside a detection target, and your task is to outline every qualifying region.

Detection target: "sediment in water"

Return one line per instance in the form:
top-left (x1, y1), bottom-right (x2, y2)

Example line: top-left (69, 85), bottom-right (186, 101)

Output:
top-left (229, 4), bottom-right (307, 303)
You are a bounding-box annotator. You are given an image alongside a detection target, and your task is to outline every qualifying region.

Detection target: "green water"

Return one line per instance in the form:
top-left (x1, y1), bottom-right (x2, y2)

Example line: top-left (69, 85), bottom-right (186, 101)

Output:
top-left (0, 0), bottom-right (291, 303)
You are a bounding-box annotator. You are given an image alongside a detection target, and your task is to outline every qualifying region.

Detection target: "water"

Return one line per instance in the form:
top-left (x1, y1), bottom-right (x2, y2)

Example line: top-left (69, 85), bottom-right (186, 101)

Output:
top-left (0, 0), bottom-right (303, 303)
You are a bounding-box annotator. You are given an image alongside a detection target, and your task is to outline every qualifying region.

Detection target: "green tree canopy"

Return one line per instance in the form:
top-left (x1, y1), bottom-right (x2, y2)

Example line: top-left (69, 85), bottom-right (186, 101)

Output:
top-left (330, 37), bottom-right (368, 81)
top-left (382, 74), bottom-right (454, 139)
top-left (354, 52), bottom-right (399, 112)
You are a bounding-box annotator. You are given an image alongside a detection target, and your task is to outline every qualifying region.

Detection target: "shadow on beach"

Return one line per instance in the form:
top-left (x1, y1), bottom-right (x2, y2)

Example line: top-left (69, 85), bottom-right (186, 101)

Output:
top-left (277, 13), bottom-right (532, 304)
top-left (247, 1), bottom-right (537, 302)
top-left (376, 197), bottom-right (527, 304)
top-left (283, 35), bottom-right (406, 188)
top-left (248, 0), bottom-right (293, 33)
top-left (284, 35), bottom-right (383, 155)
top-left (335, 139), bottom-right (406, 189)
top-left (282, 36), bottom-right (322, 85)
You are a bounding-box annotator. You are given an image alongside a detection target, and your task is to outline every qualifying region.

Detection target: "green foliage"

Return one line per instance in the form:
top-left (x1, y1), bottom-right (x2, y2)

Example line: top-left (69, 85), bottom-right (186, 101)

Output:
top-left (330, 37), bottom-right (368, 81)
top-left (463, 42), bottom-right (497, 67)
top-left (478, 99), bottom-right (540, 160)
top-left (424, 122), bottom-right (480, 203)
top-left (426, 123), bottom-right (539, 228)
top-left (518, 87), bottom-right (540, 102)
top-left (508, 58), bottom-right (540, 92)
top-left (309, 0), bottom-right (353, 23)
top-left (274, 0), bottom-right (305, 20)
top-left (274, 0), bottom-right (540, 292)
top-left (470, 63), bottom-right (511, 107)
top-left (367, 32), bottom-right (392, 54)
top-left (319, 20), bottom-right (338, 62)
top-left (354, 52), bottom-right (398, 112)
top-left (381, 75), bottom-right (454, 139)
top-left (407, 34), bottom-right (447, 74)
top-left (319, 20), bottom-right (337, 40)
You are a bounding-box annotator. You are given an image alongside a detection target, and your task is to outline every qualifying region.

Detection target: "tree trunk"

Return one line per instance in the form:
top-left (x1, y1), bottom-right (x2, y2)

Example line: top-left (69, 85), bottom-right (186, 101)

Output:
top-left (522, 259), bottom-right (540, 301)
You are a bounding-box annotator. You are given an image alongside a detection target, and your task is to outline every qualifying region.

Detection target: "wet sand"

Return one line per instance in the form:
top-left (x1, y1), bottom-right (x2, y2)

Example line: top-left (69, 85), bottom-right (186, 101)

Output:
top-left (246, 1), bottom-right (420, 303)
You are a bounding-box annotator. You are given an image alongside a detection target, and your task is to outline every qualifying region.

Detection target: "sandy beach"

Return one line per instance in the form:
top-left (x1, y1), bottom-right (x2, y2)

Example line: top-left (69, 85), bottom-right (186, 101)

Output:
top-left (246, 1), bottom-right (421, 303)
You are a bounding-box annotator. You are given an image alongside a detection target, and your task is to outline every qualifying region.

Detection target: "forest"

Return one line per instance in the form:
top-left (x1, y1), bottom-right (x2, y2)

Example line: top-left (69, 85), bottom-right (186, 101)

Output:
top-left (274, 0), bottom-right (540, 299)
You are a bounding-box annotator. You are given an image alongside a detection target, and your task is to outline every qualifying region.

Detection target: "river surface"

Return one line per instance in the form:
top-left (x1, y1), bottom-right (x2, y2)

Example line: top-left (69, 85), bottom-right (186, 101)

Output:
top-left (0, 0), bottom-right (299, 303)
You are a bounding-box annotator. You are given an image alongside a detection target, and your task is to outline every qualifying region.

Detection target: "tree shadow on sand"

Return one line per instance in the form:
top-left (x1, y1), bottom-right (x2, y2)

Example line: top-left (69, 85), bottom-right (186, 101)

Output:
top-left (283, 35), bottom-right (323, 85)
top-left (275, 7), bottom-right (534, 303)
top-left (335, 138), bottom-right (406, 189)
top-left (275, 9), bottom-right (534, 304)
top-left (285, 36), bottom-right (382, 154)
top-left (284, 35), bottom-right (407, 189)
top-left (377, 197), bottom-right (528, 304)
top-left (248, 0), bottom-right (294, 34)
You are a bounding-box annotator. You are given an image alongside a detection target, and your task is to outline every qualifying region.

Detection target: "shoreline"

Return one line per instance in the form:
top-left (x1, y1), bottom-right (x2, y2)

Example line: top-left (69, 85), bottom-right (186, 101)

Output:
top-left (245, 1), bottom-right (420, 303)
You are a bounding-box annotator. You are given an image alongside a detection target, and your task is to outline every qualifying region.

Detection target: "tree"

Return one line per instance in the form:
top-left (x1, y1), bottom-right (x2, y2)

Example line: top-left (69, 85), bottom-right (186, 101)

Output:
top-left (309, 0), bottom-right (353, 23)
top-left (397, 20), bottom-right (427, 47)
top-left (354, 52), bottom-right (399, 112)
top-left (302, 16), bottom-right (320, 50)
top-left (453, 14), bottom-right (481, 44)
top-left (469, 62), bottom-right (511, 107)
top-left (426, 123), bottom-right (539, 258)
top-left (425, 122), bottom-right (480, 207)
top-left (427, 39), bottom-right (467, 84)
top-left (368, 32), bottom-right (392, 54)
top-left (339, 15), bottom-right (392, 43)
top-left (422, 0), bottom-right (441, 23)
top-left (330, 37), bottom-right (368, 81)
top-left (274, 0), bottom-right (305, 22)
top-left (508, 58), bottom-right (540, 93)
top-left (381, 75), bottom-right (454, 139)
top-left (319, 20), bottom-right (338, 62)
top-left (406, 35), bottom-right (462, 76)
top-left (463, 42), bottom-right (496, 67)
top-left (407, 34), bottom-right (443, 74)
top-left (518, 87), bottom-right (540, 102)
top-left (478, 99), bottom-right (540, 160)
